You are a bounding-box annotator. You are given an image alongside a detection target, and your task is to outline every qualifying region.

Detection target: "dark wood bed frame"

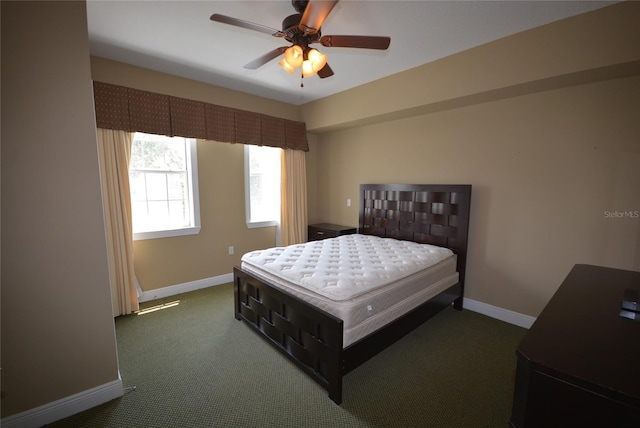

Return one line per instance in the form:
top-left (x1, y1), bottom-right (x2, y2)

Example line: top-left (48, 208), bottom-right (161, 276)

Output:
top-left (233, 184), bottom-right (472, 404)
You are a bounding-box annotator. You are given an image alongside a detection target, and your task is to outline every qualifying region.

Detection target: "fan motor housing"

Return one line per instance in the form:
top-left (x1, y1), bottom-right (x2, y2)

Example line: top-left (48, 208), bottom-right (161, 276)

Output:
top-left (282, 13), bottom-right (320, 43)
top-left (282, 13), bottom-right (302, 33)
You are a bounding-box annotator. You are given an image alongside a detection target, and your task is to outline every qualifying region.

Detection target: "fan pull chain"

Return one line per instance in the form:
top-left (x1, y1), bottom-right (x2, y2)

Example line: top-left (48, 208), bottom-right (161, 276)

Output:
top-left (300, 73), bottom-right (304, 88)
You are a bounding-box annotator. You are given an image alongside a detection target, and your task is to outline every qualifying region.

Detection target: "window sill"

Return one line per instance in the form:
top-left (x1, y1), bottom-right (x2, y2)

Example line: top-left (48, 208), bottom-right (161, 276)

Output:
top-left (133, 226), bottom-right (201, 241)
top-left (246, 220), bottom-right (278, 229)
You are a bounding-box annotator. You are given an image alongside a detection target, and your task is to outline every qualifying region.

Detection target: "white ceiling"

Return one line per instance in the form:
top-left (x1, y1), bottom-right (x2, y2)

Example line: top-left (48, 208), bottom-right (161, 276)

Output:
top-left (86, 0), bottom-right (616, 106)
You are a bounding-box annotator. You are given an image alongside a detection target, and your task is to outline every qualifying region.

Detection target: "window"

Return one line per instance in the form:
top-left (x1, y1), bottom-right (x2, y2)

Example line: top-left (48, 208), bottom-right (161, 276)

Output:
top-left (129, 132), bottom-right (200, 240)
top-left (245, 145), bottom-right (281, 228)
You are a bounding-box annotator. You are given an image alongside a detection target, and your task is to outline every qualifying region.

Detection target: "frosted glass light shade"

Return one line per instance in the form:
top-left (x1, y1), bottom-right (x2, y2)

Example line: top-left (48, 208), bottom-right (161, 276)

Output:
top-left (307, 48), bottom-right (327, 72)
top-left (279, 59), bottom-right (295, 74)
top-left (284, 45), bottom-right (303, 68)
top-left (301, 60), bottom-right (315, 77)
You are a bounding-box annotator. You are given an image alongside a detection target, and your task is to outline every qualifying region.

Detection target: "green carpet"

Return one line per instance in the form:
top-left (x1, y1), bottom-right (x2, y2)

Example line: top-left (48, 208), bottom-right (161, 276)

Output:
top-left (46, 283), bottom-right (526, 427)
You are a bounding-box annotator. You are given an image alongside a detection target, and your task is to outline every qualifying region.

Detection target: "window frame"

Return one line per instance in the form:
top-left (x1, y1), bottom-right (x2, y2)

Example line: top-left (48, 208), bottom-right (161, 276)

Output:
top-left (244, 144), bottom-right (281, 229)
top-left (130, 134), bottom-right (201, 241)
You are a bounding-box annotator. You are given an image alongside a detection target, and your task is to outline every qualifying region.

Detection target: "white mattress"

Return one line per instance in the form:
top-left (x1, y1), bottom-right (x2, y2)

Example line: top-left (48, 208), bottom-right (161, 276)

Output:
top-left (241, 234), bottom-right (459, 347)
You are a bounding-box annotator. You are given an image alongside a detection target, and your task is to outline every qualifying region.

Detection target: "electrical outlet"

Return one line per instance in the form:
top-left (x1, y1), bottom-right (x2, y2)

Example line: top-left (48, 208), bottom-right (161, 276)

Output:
top-left (228, 246), bottom-right (234, 255)
top-left (347, 198), bottom-right (351, 207)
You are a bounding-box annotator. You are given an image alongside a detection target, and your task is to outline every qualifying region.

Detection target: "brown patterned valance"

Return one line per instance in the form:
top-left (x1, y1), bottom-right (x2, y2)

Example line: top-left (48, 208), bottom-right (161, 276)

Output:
top-left (129, 89), bottom-right (172, 136)
top-left (92, 81), bottom-right (309, 151)
top-left (170, 97), bottom-right (207, 139)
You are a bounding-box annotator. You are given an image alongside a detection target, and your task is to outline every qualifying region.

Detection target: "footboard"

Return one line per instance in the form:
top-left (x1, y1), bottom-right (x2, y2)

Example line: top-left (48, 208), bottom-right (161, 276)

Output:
top-left (233, 267), bottom-right (345, 404)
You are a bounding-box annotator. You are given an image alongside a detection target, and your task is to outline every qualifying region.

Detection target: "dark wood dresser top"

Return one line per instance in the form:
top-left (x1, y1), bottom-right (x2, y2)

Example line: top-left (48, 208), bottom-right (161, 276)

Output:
top-left (309, 223), bottom-right (356, 232)
top-left (518, 264), bottom-right (640, 406)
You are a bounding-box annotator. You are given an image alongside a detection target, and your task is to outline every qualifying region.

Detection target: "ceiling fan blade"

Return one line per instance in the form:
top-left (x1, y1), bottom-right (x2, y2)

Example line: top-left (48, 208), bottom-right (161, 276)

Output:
top-left (299, 0), bottom-right (338, 35)
top-left (319, 35), bottom-right (391, 50)
top-left (210, 14), bottom-right (284, 37)
top-left (244, 46), bottom-right (288, 70)
top-left (317, 63), bottom-right (334, 79)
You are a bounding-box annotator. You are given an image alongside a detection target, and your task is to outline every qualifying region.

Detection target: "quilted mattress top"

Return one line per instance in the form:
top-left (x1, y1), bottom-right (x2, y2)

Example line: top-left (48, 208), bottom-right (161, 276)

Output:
top-left (241, 234), bottom-right (454, 302)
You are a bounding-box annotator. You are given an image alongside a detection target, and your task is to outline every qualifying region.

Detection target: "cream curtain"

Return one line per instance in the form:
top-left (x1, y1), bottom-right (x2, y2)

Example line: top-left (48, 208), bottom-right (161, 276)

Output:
top-left (280, 149), bottom-right (308, 246)
top-left (97, 128), bottom-right (139, 316)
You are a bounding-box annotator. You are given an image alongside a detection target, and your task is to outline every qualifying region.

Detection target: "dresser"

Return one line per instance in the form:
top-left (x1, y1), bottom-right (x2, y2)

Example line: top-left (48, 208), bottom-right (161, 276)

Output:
top-left (510, 264), bottom-right (640, 427)
top-left (308, 223), bottom-right (357, 242)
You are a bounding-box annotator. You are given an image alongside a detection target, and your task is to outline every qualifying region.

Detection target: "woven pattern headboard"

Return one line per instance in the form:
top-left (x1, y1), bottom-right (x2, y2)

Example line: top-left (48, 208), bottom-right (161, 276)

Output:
top-left (358, 184), bottom-right (472, 285)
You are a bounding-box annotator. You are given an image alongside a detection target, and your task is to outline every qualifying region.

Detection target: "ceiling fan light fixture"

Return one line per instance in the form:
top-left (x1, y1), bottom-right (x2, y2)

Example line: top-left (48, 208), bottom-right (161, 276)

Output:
top-left (307, 48), bottom-right (327, 72)
top-left (211, 1), bottom-right (390, 82)
top-left (301, 59), bottom-right (315, 77)
top-left (278, 59), bottom-right (295, 74)
top-left (284, 45), bottom-right (303, 68)
top-left (281, 45), bottom-right (326, 78)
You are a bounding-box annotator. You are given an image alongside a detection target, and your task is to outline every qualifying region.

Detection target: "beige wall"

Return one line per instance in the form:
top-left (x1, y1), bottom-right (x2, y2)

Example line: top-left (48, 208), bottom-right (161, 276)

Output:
top-left (1, 1), bottom-right (119, 418)
top-left (311, 77), bottom-right (639, 317)
top-left (301, 1), bottom-right (640, 132)
top-left (302, 1), bottom-right (640, 317)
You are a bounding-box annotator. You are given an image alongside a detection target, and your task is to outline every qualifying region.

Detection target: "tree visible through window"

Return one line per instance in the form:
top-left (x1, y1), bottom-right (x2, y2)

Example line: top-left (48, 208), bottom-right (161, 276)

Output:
top-left (129, 132), bottom-right (200, 240)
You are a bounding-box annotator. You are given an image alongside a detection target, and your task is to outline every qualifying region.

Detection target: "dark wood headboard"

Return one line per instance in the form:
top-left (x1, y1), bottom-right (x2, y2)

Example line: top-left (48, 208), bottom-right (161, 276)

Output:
top-left (358, 184), bottom-right (472, 288)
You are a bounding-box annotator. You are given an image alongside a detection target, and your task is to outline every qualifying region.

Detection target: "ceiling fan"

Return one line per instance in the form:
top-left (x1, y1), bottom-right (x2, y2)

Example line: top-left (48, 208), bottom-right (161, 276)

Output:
top-left (210, 0), bottom-right (391, 83)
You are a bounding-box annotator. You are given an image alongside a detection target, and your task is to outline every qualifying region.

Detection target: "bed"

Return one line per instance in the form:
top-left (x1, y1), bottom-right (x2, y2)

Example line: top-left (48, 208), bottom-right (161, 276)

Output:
top-left (233, 184), bottom-right (472, 404)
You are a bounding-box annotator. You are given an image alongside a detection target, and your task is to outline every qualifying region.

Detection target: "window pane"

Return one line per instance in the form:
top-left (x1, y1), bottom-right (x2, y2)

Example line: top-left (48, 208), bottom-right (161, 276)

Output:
top-left (147, 200), bottom-right (168, 227)
top-left (129, 172), bottom-right (146, 202)
top-left (250, 175), bottom-right (264, 207)
top-left (246, 145), bottom-right (280, 225)
top-left (162, 141), bottom-right (187, 171)
top-left (131, 134), bottom-right (187, 171)
top-left (167, 172), bottom-right (187, 200)
top-left (129, 133), bottom-right (200, 238)
top-left (131, 200), bottom-right (148, 229)
top-left (168, 200), bottom-right (187, 227)
top-left (145, 173), bottom-right (167, 201)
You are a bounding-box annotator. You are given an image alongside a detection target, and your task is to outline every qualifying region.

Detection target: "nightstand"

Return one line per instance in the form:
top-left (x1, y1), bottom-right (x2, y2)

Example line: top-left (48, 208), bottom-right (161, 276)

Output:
top-left (308, 223), bottom-right (357, 242)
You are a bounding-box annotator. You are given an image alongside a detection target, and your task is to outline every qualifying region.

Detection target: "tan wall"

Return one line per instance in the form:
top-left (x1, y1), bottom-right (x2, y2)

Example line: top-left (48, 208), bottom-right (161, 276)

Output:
top-left (303, 1), bottom-right (640, 317)
top-left (301, 1), bottom-right (640, 132)
top-left (1, 1), bottom-right (119, 417)
top-left (90, 58), bottom-right (307, 291)
top-left (312, 76), bottom-right (640, 317)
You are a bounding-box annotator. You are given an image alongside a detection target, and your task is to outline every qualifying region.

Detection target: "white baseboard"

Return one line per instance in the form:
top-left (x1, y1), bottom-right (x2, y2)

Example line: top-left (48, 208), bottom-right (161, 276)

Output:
top-left (138, 272), bottom-right (233, 302)
top-left (138, 274), bottom-right (537, 329)
top-left (0, 376), bottom-right (123, 428)
top-left (463, 298), bottom-right (536, 329)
